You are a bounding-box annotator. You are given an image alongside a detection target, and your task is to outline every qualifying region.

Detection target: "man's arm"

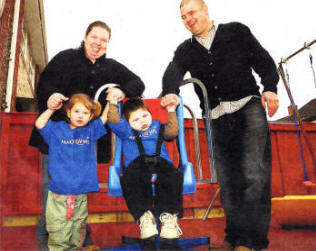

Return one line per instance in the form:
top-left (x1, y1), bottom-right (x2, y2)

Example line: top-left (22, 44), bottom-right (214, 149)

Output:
top-left (162, 42), bottom-right (189, 108)
top-left (162, 61), bottom-right (186, 97)
top-left (241, 23), bottom-right (279, 94)
top-left (239, 24), bottom-right (280, 117)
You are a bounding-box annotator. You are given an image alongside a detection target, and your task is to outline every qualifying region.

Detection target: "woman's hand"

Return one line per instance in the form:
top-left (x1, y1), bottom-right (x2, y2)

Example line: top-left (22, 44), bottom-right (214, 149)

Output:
top-left (106, 87), bottom-right (126, 102)
top-left (47, 93), bottom-right (69, 110)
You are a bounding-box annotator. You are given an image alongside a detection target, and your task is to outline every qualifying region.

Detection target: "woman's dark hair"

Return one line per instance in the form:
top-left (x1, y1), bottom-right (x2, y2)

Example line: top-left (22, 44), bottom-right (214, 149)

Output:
top-left (79, 20), bottom-right (111, 49)
top-left (122, 97), bottom-right (149, 121)
top-left (85, 20), bottom-right (111, 38)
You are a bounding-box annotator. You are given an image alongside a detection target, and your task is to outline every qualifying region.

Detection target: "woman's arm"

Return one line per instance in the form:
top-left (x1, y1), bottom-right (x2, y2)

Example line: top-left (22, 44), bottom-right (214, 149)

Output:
top-left (106, 59), bottom-right (145, 98)
top-left (36, 51), bottom-right (67, 113)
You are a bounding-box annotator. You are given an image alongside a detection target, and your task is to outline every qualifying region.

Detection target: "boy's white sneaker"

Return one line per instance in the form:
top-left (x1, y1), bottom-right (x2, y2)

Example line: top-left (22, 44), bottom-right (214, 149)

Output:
top-left (139, 210), bottom-right (158, 239)
top-left (159, 212), bottom-right (183, 239)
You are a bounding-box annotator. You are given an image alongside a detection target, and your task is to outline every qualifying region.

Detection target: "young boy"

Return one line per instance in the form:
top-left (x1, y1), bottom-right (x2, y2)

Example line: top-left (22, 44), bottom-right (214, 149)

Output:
top-left (35, 93), bottom-right (108, 250)
top-left (107, 97), bottom-right (183, 240)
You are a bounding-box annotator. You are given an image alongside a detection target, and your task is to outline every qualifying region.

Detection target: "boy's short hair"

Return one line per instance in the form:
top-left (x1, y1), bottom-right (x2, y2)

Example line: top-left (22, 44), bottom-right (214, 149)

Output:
top-left (122, 97), bottom-right (150, 121)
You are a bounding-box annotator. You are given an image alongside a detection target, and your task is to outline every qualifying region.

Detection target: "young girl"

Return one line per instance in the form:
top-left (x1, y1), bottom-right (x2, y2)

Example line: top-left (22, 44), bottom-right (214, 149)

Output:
top-left (35, 93), bottom-right (108, 250)
top-left (107, 97), bottom-right (183, 241)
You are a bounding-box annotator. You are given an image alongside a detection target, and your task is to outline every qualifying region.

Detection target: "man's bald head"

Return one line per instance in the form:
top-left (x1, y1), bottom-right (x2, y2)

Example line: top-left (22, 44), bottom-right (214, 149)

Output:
top-left (180, 0), bottom-right (206, 9)
top-left (179, 0), bottom-right (211, 37)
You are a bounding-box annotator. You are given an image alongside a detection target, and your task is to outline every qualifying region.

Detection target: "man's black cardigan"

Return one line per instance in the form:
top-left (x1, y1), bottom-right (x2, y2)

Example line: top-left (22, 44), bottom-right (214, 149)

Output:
top-left (163, 22), bottom-right (279, 112)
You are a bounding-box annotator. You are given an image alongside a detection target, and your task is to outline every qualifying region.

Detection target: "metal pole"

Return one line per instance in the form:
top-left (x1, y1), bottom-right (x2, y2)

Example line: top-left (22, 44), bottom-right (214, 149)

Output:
top-left (94, 83), bottom-right (118, 101)
top-left (183, 104), bottom-right (202, 180)
top-left (281, 39), bottom-right (316, 63)
top-left (94, 83), bottom-right (118, 161)
top-left (180, 78), bottom-right (217, 183)
top-left (278, 64), bottom-right (309, 180)
top-left (308, 54), bottom-right (316, 89)
top-left (202, 187), bottom-right (220, 221)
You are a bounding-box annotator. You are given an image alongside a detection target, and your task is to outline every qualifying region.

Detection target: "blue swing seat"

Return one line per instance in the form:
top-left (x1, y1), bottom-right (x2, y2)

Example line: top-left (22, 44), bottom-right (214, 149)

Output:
top-left (108, 95), bottom-right (196, 196)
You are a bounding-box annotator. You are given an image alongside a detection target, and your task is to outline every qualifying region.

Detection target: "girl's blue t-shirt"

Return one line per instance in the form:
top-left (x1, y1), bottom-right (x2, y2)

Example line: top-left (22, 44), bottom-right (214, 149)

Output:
top-left (39, 118), bottom-right (106, 195)
top-left (108, 119), bottom-right (172, 167)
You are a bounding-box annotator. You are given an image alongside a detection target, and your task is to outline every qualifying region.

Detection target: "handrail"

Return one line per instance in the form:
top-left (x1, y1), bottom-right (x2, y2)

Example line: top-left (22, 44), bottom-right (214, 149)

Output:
top-left (280, 39), bottom-right (316, 64)
top-left (183, 103), bottom-right (202, 180)
top-left (94, 83), bottom-right (118, 101)
top-left (94, 83), bottom-right (119, 161)
top-left (157, 91), bottom-right (204, 181)
top-left (180, 78), bottom-right (217, 183)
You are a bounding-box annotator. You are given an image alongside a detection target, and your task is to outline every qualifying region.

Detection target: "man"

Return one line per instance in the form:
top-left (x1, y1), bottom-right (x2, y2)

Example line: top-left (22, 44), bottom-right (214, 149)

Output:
top-left (161, 1), bottom-right (279, 250)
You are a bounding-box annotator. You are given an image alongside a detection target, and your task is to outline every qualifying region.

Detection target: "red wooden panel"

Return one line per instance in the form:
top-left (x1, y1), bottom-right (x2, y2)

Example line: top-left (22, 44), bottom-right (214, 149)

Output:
top-left (0, 113), bottom-right (41, 215)
top-left (184, 119), bottom-right (212, 181)
top-left (2, 112), bottom-right (316, 249)
top-left (1, 112), bottom-right (316, 221)
top-left (269, 122), bottom-right (316, 195)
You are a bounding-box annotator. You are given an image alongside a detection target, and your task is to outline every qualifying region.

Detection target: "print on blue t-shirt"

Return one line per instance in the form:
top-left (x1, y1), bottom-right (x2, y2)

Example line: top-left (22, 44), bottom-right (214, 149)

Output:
top-left (39, 118), bottom-right (107, 195)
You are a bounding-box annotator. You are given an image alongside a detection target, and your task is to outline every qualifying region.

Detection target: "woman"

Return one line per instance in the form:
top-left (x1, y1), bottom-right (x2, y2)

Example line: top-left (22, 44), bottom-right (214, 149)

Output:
top-left (29, 20), bottom-right (145, 250)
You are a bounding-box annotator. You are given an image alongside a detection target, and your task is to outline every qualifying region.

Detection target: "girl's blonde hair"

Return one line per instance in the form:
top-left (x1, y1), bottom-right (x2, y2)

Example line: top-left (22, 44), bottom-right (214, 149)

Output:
top-left (64, 93), bottom-right (102, 119)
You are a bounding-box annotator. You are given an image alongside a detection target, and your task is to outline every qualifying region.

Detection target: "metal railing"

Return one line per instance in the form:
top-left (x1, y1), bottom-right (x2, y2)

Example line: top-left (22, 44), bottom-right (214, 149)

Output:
top-left (94, 83), bottom-right (118, 189)
top-left (180, 78), bottom-right (217, 183)
top-left (159, 78), bottom-right (217, 183)
top-left (183, 103), bottom-right (202, 180)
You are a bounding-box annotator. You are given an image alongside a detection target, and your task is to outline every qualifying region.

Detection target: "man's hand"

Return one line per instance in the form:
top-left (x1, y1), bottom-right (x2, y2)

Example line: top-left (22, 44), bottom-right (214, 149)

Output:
top-left (161, 94), bottom-right (180, 108)
top-left (47, 93), bottom-right (69, 110)
top-left (106, 87), bottom-right (126, 102)
top-left (166, 104), bottom-right (177, 113)
top-left (261, 91), bottom-right (279, 117)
